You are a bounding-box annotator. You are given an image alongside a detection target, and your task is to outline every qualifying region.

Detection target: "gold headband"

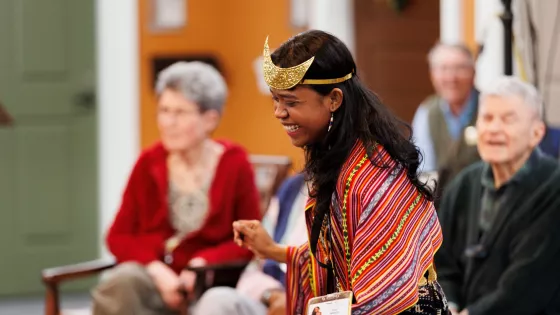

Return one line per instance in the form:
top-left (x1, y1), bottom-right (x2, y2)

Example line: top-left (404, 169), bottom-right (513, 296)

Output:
top-left (262, 36), bottom-right (353, 90)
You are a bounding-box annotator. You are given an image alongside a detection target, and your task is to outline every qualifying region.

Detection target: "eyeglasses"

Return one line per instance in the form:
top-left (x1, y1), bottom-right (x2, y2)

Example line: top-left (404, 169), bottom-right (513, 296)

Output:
top-left (157, 107), bottom-right (201, 120)
top-left (431, 64), bottom-right (473, 76)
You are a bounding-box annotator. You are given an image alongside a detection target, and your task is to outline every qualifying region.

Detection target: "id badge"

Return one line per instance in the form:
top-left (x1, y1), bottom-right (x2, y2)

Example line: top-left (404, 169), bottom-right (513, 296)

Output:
top-left (307, 291), bottom-right (353, 315)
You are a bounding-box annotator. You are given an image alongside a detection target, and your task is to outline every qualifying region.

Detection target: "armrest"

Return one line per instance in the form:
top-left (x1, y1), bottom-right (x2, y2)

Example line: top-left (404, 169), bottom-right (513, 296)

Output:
top-left (185, 260), bottom-right (250, 300)
top-left (184, 260), bottom-right (249, 273)
top-left (42, 258), bottom-right (117, 315)
top-left (42, 258), bottom-right (116, 285)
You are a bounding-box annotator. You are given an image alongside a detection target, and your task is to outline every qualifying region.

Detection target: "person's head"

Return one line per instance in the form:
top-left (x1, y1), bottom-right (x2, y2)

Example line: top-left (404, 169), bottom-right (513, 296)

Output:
top-left (266, 32), bottom-right (350, 148)
top-left (428, 43), bottom-right (475, 107)
top-left (266, 31), bottom-right (415, 151)
top-left (155, 61), bottom-right (227, 152)
top-left (476, 76), bottom-right (545, 167)
top-left (312, 307), bottom-right (320, 315)
top-left (263, 30), bottom-right (433, 235)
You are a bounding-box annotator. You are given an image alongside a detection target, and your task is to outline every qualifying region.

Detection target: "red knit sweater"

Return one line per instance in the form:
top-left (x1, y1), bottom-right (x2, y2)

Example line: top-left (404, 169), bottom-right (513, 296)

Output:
top-left (106, 140), bottom-right (261, 273)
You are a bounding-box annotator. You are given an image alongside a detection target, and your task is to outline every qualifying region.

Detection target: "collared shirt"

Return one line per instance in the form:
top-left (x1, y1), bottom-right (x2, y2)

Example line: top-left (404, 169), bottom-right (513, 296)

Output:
top-left (479, 148), bottom-right (543, 233)
top-left (412, 89), bottom-right (478, 172)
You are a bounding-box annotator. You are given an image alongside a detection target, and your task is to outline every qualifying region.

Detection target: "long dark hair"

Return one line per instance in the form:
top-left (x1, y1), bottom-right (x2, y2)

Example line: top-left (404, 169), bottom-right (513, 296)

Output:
top-left (271, 30), bottom-right (434, 261)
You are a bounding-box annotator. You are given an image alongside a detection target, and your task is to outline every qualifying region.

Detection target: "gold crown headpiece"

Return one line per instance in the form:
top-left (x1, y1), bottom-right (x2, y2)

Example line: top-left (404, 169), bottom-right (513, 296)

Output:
top-left (262, 36), bottom-right (353, 90)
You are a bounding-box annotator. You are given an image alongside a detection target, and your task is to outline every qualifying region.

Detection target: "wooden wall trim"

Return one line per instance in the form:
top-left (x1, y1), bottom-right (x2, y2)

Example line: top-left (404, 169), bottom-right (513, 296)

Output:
top-left (463, 0), bottom-right (476, 54)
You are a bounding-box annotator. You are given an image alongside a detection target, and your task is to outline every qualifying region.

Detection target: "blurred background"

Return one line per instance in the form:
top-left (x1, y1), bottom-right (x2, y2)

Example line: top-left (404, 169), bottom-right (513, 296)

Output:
top-left (0, 0), bottom-right (558, 314)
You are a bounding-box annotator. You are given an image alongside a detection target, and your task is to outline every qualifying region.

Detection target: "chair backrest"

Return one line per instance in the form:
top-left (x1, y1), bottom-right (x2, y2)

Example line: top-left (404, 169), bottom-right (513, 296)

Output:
top-left (250, 154), bottom-right (292, 214)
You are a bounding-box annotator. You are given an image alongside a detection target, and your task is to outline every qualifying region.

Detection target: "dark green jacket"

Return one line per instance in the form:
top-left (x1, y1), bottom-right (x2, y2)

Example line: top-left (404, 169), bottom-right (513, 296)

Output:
top-left (435, 154), bottom-right (560, 315)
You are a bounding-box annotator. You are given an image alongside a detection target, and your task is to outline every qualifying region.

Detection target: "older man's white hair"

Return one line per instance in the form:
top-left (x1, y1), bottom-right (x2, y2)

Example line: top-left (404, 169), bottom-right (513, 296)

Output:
top-left (480, 76), bottom-right (544, 120)
top-left (156, 61), bottom-right (227, 114)
top-left (427, 42), bottom-right (475, 68)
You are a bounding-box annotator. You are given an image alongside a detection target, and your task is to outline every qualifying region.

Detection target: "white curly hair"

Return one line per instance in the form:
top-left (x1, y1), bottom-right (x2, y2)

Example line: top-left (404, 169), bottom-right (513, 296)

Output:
top-left (155, 61), bottom-right (227, 114)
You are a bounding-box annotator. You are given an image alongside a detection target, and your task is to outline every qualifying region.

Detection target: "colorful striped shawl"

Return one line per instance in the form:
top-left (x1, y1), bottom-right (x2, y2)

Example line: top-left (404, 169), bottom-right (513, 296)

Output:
top-left (286, 141), bottom-right (443, 314)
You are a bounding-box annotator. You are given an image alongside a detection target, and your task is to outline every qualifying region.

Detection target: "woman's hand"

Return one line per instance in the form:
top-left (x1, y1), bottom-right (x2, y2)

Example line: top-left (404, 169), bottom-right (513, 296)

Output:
top-left (178, 270), bottom-right (196, 294)
top-left (179, 257), bottom-right (209, 294)
top-left (233, 220), bottom-right (287, 263)
top-left (146, 261), bottom-right (184, 310)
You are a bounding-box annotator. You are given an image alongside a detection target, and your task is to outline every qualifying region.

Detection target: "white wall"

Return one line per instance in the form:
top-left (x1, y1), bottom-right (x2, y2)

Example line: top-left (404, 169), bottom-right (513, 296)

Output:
top-left (308, 0), bottom-right (355, 55)
top-left (440, 0), bottom-right (463, 44)
top-left (474, 0), bottom-right (505, 89)
top-left (439, 0), bottom-right (507, 90)
top-left (96, 0), bottom-right (140, 258)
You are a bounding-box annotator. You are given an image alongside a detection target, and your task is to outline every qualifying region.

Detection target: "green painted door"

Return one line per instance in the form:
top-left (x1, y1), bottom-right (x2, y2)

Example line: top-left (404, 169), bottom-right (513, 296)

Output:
top-left (0, 0), bottom-right (97, 295)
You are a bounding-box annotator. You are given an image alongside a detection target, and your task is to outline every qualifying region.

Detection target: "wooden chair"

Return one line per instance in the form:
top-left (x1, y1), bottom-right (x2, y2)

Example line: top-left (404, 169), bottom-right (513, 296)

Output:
top-left (41, 154), bottom-right (292, 315)
top-left (249, 154), bottom-right (292, 214)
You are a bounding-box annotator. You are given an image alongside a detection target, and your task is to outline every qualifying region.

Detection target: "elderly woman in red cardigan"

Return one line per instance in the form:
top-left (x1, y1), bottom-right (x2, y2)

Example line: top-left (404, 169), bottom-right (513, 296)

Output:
top-left (92, 61), bottom-right (262, 315)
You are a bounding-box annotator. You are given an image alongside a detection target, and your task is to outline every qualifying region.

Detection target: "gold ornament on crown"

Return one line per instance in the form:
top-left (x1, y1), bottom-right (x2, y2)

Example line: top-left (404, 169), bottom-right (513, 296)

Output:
top-left (262, 36), bottom-right (353, 90)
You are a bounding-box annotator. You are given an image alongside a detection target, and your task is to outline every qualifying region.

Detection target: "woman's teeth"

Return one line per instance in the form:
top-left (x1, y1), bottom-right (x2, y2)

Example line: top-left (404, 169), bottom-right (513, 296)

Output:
top-left (284, 125), bottom-right (300, 132)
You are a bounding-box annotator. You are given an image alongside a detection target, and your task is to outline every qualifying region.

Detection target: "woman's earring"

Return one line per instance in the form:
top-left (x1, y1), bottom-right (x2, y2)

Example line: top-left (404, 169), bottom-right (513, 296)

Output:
top-left (328, 112), bottom-right (334, 132)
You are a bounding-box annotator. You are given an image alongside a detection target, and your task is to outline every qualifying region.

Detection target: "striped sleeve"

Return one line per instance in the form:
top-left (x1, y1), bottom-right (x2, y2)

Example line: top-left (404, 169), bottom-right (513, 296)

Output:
top-left (286, 244), bottom-right (311, 315)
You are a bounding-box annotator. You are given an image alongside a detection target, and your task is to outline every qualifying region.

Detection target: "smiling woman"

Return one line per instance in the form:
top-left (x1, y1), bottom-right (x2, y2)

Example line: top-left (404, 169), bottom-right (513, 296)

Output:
top-left (270, 86), bottom-right (337, 148)
top-left (232, 30), bottom-right (449, 315)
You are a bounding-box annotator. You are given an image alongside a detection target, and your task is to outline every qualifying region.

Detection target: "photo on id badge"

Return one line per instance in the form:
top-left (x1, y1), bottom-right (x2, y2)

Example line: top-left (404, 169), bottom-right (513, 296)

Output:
top-left (307, 291), bottom-right (353, 315)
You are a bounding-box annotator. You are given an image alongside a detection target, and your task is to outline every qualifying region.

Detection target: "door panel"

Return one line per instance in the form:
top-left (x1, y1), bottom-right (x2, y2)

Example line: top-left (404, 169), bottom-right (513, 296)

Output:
top-left (17, 0), bottom-right (69, 79)
top-left (0, 0), bottom-right (98, 295)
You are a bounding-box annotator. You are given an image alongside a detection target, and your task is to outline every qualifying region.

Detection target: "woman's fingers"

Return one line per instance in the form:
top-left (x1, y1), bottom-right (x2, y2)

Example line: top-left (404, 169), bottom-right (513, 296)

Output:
top-left (233, 220), bottom-right (270, 257)
top-left (233, 228), bottom-right (243, 246)
top-left (233, 221), bottom-right (256, 238)
top-left (233, 220), bottom-right (255, 247)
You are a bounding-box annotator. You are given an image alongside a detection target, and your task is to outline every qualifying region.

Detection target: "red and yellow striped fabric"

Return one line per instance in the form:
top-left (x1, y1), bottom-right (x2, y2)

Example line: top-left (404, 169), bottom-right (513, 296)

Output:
top-left (286, 141), bottom-right (443, 315)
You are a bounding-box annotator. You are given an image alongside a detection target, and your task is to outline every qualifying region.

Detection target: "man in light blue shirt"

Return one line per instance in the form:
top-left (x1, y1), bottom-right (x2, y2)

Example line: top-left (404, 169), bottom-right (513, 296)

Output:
top-left (412, 43), bottom-right (478, 173)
